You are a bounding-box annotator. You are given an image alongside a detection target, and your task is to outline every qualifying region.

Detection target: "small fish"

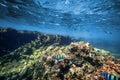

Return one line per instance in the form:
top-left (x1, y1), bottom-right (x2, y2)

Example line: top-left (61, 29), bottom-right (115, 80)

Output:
top-left (52, 53), bottom-right (65, 61)
top-left (100, 72), bottom-right (120, 80)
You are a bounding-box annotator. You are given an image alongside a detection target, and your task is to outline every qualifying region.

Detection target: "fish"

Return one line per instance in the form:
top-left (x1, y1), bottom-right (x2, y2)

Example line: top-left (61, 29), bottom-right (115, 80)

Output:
top-left (100, 72), bottom-right (120, 80)
top-left (52, 53), bottom-right (66, 61)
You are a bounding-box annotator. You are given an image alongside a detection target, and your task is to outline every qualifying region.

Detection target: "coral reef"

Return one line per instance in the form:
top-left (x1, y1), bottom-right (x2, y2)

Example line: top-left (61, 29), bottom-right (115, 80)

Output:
top-left (0, 41), bottom-right (120, 80)
top-left (0, 28), bottom-right (74, 57)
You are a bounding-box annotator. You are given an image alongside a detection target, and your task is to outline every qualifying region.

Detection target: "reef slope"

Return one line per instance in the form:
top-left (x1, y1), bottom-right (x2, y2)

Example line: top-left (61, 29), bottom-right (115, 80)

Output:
top-left (0, 28), bottom-right (120, 80)
top-left (0, 28), bottom-right (73, 56)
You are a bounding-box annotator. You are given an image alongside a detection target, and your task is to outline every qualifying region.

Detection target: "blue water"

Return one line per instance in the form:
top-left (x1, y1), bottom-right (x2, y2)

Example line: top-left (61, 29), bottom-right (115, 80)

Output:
top-left (0, 0), bottom-right (120, 58)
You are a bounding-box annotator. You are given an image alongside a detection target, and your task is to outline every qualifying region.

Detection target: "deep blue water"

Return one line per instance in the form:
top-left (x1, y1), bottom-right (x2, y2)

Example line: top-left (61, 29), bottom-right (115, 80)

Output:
top-left (0, 0), bottom-right (120, 58)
